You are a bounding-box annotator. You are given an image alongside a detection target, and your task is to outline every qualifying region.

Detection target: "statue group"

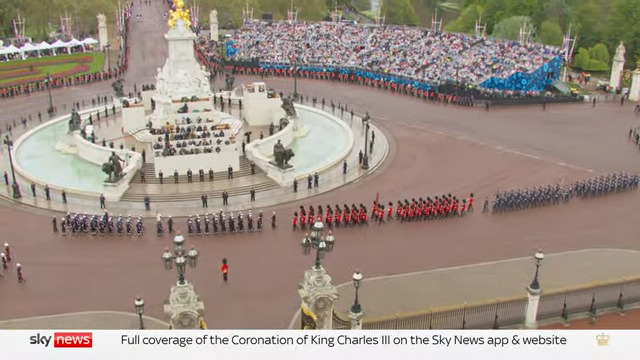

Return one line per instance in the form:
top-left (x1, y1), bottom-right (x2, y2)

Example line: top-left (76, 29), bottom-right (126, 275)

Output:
top-left (68, 109), bottom-right (82, 133)
top-left (281, 97), bottom-right (297, 117)
top-left (270, 139), bottom-right (294, 170)
top-left (112, 79), bottom-right (124, 97)
top-left (102, 151), bottom-right (125, 182)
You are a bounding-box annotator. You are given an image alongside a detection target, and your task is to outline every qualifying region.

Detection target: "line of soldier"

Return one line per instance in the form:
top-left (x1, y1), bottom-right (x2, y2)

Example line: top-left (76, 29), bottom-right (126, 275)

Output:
top-left (51, 212), bottom-right (154, 237)
top-left (292, 204), bottom-right (370, 229)
top-left (490, 172), bottom-right (639, 213)
top-left (0, 243), bottom-right (25, 282)
top-left (372, 193), bottom-right (475, 222)
top-left (186, 210), bottom-right (276, 235)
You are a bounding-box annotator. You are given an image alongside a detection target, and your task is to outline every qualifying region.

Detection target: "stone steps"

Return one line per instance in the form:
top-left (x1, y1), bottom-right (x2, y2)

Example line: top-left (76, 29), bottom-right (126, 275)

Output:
top-left (130, 157), bottom-right (260, 184)
top-left (121, 181), bottom-right (278, 202)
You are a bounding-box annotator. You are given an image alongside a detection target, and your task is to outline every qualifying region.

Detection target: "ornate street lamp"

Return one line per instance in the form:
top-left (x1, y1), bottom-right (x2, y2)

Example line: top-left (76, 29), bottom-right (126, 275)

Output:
top-left (3, 135), bottom-right (21, 199)
top-left (161, 232), bottom-right (198, 285)
top-left (351, 270), bottom-right (363, 314)
top-left (44, 74), bottom-right (54, 116)
top-left (300, 220), bottom-right (335, 269)
top-left (134, 296), bottom-right (145, 329)
top-left (529, 250), bottom-right (544, 290)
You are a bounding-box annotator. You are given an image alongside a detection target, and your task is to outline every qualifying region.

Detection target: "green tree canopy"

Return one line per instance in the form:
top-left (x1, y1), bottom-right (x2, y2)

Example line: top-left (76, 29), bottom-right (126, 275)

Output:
top-left (491, 16), bottom-right (532, 41)
top-left (537, 21), bottom-right (562, 46)
top-left (382, 0), bottom-right (418, 25)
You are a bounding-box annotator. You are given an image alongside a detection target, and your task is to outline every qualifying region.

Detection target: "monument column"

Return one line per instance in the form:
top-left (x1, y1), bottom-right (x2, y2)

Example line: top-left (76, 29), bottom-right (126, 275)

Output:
top-left (610, 42), bottom-right (626, 91)
top-left (298, 265), bottom-right (339, 329)
top-left (97, 14), bottom-right (108, 50)
top-left (210, 10), bottom-right (219, 41)
top-left (629, 62), bottom-right (640, 102)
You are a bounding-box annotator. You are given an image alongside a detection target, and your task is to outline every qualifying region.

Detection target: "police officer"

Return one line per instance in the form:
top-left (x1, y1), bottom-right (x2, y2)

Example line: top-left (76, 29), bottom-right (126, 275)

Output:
top-left (167, 215), bottom-right (174, 233)
top-left (343, 160), bottom-right (347, 174)
top-left (100, 193), bottom-right (106, 209)
top-left (201, 193), bottom-right (208, 208)
top-left (293, 178), bottom-right (298, 193)
top-left (199, 169), bottom-right (205, 182)
top-left (159, 170), bottom-right (164, 184)
top-left (227, 165), bottom-right (233, 179)
top-left (31, 183), bottom-right (36, 197)
top-left (209, 168), bottom-right (214, 181)
top-left (222, 191), bottom-right (229, 206)
top-left (314, 172), bottom-right (319, 188)
top-left (174, 170), bottom-right (179, 184)
top-left (250, 189), bottom-right (256, 202)
top-left (187, 169), bottom-right (193, 183)
top-left (61, 190), bottom-right (67, 204)
top-left (44, 185), bottom-right (51, 200)
top-left (307, 174), bottom-right (313, 189)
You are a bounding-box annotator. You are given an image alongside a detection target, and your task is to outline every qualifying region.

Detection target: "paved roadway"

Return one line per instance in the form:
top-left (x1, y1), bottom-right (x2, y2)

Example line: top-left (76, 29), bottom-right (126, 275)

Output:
top-left (1, 1), bottom-right (640, 329)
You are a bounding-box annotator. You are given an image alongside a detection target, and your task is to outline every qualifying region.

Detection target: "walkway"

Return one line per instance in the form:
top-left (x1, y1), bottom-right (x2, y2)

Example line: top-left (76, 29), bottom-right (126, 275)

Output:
top-left (0, 311), bottom-right (168, 330)
top-left (290, 249), bottom-right (640, 326)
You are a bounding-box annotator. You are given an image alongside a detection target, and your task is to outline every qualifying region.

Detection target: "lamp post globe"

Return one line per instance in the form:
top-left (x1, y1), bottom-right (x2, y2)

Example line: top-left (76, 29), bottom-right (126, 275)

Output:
top-left (162, 247), bottom-right (173, 270)
top-left (529, 249), bottom-right (544, 290)
top-left (173, 233), bottom-right (185, 253)
top-left (351, 270), bottom-right (363, 314)
top-left (175, 255), bottom-right (187, 285)
top-left (187, 246), bottom-right (199, 268)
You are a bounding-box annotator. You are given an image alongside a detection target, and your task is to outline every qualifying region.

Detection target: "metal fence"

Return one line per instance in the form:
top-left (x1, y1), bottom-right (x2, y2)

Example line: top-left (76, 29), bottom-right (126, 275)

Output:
top-left (332, 277), bottom-right (640, 330)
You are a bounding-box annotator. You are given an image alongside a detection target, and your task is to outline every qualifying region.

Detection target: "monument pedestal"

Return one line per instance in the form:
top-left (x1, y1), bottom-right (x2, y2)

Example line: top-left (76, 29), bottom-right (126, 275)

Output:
top-left (164, 281), bottom-right (205, 329)
top-left (298, 265), bottom-right (339, 330)
top-left (609, 42), bottom-right (626, 91)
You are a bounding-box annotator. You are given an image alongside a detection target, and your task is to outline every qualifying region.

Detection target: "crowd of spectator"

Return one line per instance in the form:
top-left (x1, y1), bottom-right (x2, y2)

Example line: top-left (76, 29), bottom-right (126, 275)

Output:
top-left (226, 22), bottom-right (562, 87)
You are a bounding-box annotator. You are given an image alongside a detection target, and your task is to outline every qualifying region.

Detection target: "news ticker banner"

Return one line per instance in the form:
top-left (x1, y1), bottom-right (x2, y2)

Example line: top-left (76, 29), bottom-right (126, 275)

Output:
top-left (0, 330), bottom-right (635, 359)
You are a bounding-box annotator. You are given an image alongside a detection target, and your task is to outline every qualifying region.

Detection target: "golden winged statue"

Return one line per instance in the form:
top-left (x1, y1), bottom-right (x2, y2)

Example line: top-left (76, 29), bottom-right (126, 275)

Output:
top-left (168, 0), bottom-right (192, 29)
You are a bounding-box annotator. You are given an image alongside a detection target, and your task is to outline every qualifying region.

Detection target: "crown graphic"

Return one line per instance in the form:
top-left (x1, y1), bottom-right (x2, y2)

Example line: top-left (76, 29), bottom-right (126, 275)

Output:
top-left (596, 333), bottom-right (610, 346)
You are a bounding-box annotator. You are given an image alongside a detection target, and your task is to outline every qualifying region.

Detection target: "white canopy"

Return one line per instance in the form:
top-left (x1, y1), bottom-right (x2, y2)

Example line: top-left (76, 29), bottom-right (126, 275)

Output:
top-left (36, 41), bottom-right (53, 50)
top-left (82, 37), bottom-right (98, 45)
top-left (1, 44), bottom-right (20, 54)
top-left (20, 43), bottom-right (37, 52)
top-left (51, 39), bottom-right (68, 48)
top-left (67, 38), bottom-right (83, 46)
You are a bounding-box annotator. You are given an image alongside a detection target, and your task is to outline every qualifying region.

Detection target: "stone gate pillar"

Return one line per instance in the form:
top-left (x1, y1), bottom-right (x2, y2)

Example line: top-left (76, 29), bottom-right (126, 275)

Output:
top-left (97, 13), bottom-right (108, 50)
top-left (210, 10), bottom-right (219, 41)
top-left (163, 281), bottom-right (205, 329)
top-left (298, 265), bottom-right (339, 329)
top-left (629, 64), bottom-right (640, 102)
top-left (610, 42), bottom-right (626, 91)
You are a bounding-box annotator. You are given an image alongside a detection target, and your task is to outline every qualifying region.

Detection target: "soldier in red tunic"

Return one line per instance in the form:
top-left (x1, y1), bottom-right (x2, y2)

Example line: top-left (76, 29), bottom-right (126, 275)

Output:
top-left (292, 211), bottom-right (298, 230)
top-left (468, 193), bottom-right (474, 212)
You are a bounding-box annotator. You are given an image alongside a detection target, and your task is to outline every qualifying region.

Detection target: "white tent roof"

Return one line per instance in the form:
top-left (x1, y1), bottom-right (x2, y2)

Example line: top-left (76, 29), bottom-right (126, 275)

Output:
top-left (82, 37), bottom-right (98, 45)
top-left (1, 44), bottom-right (20, 54)
top-left (67, 38), bottom-right (83, 46)
top-left (20, 43), bottom-right (37, 52)
top-left (37, 41), bottom-right (53, 50)
top-left (51, 39), bottom-right (68, 48)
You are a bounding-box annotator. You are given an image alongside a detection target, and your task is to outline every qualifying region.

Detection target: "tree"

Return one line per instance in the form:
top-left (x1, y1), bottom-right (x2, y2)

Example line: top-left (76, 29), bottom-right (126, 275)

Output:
top-left (351, 0), bottom-right (371, 12)
top-left (382, 0), bottom-right (418, 25)
top-left (588, 43), bottom-right (610, 65)
top-left (445, 3), bottom-right (481, 34)
top-left (572, 47), bottom-right (590, 70)
top-left (492, 16), bottom-right (532, 41)
top-left (537, 21), bottom-right (562, 46)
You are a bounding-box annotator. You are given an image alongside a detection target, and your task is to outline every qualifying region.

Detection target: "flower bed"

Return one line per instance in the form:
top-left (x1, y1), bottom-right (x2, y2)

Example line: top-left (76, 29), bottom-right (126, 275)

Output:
top-left (0, 68), bottom-right (41, 80)
top-left (2, 64), bottom-right (90, 87)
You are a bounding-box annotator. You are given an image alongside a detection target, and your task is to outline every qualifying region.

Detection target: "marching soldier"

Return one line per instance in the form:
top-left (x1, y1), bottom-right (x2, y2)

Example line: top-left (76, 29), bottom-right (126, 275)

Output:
top-left (221, 258), bottom-right (229, 282)
top-left (52, 216), bottom-right (58, 233)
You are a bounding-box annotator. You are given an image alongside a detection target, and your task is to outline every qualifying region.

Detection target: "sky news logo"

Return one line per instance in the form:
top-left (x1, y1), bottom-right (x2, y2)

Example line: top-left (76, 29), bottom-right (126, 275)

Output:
top-left (29, 332), bottom-right (93, 348)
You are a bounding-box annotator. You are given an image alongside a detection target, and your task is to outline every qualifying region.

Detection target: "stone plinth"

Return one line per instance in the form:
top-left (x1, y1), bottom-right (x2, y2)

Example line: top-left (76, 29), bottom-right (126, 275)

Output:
top-left (298, 265), bottom-right (339, 330)
top-left (242, 82), bottom-right (287, 126)
top-left (97, 14), bottom-right (108, 50)
top-left (164, 281), bottom-right (205, 329)
top-left (210, 10), bottom-right (219, 41)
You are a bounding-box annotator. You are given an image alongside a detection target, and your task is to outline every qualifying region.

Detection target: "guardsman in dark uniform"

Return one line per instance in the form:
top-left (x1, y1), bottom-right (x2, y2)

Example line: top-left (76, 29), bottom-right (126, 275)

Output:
top-left (140, 171), bottom-right (146, 183)
top-left (199, 169), bottom-right (205, 182)
top-left (159, 170), bottom-right (163, 184)
top-left (293, 178), bottom-right (298, 192)
top-left (314, 172), bottom-right (319, 187)
top-left (174, 170), bottom-right (179, 184)
top-left (31, 183), bottom-right (36, 197)
top-left (61, 190), bottom-right (67, 204)
top-left (250, 189), bottom-right (256, 202)
top-left (187, 169), bottom-right (193, 183)
top-left (168, 216), bottom-right (174, 233)
top-left (343, 160), bottom-right (347, 174)
top-left (44, 185), bottom-right (51, 200)
top-left (201, 193), bottom-right (208, 208)
top-left (307, 174), bottom-right (312, 189)
top-left (251, 161), bottom-right (256, 175)
top-left (271, 212), bottom-right (276, 228)
top-left (52, 216), bottom-right (58, 233)
top-left (209, 168), bottom-right (214, 181)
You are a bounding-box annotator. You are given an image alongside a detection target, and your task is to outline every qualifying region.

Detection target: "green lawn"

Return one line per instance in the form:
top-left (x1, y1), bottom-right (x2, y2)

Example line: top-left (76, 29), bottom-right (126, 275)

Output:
top-left (0, 52), bottom-right (105, 85)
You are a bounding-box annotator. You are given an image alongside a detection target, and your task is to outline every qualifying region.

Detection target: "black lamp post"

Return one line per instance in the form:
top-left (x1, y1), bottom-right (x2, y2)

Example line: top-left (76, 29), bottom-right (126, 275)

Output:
top-left (44, 74), bottom-right (54, 116)
top-left (134, 296), bottom-right (145, 329)
top-left (351, 270), bottom-right (363, 314)
top-left (300, 221), bottom-right (335, 269)
top-left (162, 232), bottom-right (199, 285)
top-left (362, 114), bottom-right (370, 170)
top-left (291, 55), bottom-right (299, 101)
top-left (529, 250), bottom-right (545, 290)
top-left (3, 135), bottom-right (21, 199)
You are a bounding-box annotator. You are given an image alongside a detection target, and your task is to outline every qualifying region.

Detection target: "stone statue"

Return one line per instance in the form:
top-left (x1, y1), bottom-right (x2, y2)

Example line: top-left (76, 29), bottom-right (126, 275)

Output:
top-left (281, 97), bottom-right (297, 117)
top-left (68, 109), bottom-right (82, 133)
top-left (209, 9), bottom-right (219, 41)
top-left (102, 151), bottom-right (125, 182)
top-left (279, 117), bottom-right (290, 131)
top-left (615, 41), bottom-right (626, 61)
top-left (224, 72), bottom-right (235, 91)
top-left (112, 79), bottom-right (124, 97)
top-left (270, 139), bottom-right (295, 169)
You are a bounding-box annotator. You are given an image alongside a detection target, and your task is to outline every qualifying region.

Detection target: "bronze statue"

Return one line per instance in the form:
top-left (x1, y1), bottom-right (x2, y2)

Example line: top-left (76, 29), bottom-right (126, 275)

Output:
top-left (224, 72), bottom-right (235, 91)
top-left (177, 103), bottom-right (189, 113)
top-left (112, 79), bottom-right (124, 97)
top-left (68, 108), bottom-right (82, 133)
top-left (269, 139), bottom-right (295, 169)
top-left (281, 97), bottom-right (297, 117)
top-left (279, 117), bottom-right (290, 131)
top-left (102, 151), bottom-right (125, 182)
